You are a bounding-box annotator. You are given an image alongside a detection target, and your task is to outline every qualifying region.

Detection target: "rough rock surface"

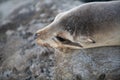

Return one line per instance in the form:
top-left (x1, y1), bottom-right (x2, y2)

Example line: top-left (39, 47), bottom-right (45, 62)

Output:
top-left (55, 47), bottom-right (120, 80)
top-left (0, 0), bottom-right (119, 80)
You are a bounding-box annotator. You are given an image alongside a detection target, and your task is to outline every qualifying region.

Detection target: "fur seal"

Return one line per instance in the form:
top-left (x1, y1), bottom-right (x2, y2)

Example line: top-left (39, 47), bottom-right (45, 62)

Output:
top-left (35, 1), bottom-right (120, 50)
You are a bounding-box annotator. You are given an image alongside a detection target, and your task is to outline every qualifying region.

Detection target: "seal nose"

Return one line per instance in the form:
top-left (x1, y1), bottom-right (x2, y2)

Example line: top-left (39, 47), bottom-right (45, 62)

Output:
top-left (34, 33), bottom-right (39, 40)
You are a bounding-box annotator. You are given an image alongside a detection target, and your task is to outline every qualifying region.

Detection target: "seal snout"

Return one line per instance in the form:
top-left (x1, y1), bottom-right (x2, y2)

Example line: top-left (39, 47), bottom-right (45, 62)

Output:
top-left (34, 33), bottom-right (40, 40)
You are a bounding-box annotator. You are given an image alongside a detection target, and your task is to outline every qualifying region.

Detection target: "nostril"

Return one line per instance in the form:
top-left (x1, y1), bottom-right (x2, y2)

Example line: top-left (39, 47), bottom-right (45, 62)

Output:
top-left (34, 33), bottom-right (39, 39)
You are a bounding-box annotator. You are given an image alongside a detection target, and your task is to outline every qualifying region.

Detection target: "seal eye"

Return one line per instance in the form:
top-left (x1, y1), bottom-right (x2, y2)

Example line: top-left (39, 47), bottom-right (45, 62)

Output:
top-left (56, 36), bottom-right (66, 42)
top-left (55, 36), bottom-right (83, 48)
top-left (55, 36), bottom-right (71, 44)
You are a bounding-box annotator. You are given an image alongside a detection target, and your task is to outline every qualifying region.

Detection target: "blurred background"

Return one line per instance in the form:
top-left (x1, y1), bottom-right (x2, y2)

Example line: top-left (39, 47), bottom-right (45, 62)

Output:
top-left (0, 0), bottom-right (114, 80)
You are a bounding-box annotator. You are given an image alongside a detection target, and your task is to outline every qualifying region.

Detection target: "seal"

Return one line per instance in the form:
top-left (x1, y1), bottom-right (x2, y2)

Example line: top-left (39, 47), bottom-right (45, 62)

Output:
top-left (35, 1), bottom-right (120, 50)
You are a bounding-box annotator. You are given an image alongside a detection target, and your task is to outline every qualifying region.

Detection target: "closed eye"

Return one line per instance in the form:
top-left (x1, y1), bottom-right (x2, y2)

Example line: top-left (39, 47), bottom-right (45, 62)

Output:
top-left (56, 36), bottom-right (67, 42)
top-left (55, 36), bottom-right (83, 47)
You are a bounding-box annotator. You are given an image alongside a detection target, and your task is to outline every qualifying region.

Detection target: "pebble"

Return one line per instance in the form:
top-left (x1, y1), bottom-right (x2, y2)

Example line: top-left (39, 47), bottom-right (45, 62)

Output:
top-left (5, 30), bottom-right (15, 36)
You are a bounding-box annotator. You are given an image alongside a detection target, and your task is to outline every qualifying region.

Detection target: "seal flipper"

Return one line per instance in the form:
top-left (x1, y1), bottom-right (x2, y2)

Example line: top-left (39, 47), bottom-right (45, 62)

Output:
top-left (87, 38), bottom-right (96, 43)
top-left (79, 36), bottom-right (96, 43)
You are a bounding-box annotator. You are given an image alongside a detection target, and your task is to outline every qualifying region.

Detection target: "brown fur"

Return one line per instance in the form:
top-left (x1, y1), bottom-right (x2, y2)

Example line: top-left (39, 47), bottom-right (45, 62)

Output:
top-left (35, 1), bottom-right (120, 50)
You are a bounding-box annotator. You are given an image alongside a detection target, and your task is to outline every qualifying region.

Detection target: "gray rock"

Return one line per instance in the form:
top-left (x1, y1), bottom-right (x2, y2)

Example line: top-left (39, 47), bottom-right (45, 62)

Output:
top-left (5, 30), bottom-right (15, 36)
top-left (54, 47), bottom-right (120, 80)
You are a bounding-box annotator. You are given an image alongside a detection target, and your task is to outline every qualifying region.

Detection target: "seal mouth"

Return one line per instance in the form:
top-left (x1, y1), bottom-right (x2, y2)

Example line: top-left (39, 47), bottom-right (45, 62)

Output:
top-left (54, 36), bottom-right (83, 48)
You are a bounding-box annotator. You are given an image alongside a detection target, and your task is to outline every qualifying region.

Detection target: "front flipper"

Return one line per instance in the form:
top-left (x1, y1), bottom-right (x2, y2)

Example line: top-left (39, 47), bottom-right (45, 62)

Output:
top-left (79, 36), bottom-right (96, 43)
top-left (87, 38), bottom-right (96, 43)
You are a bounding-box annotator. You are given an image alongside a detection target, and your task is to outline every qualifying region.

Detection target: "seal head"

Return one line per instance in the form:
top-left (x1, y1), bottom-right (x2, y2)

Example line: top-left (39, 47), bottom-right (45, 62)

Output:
top-left (35, 1), bottom-right (120, 50)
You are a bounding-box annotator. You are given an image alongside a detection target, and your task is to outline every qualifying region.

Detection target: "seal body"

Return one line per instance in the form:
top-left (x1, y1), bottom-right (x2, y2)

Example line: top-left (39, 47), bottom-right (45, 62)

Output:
top-left (35, 1), bottom-right (120, 49)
